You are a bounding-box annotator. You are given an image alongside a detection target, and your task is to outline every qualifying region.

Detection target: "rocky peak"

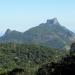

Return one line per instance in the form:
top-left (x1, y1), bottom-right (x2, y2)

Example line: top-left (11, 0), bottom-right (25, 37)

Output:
top-left (5, 29), bottom-right (11, 35)
top-left (47, 18), bottom-right (59, 25)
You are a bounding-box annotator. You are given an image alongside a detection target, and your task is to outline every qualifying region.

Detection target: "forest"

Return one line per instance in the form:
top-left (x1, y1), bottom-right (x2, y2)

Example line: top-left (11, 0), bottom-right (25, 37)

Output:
top-left (0, 43), bottom-right (67, 75)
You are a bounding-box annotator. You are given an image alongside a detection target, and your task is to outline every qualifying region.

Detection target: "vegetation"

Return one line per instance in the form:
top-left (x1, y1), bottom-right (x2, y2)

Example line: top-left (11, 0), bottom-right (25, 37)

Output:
top-left (37, 42), bottom-right (75, 75)
top-left (0, 43), bottom-right (66, 75)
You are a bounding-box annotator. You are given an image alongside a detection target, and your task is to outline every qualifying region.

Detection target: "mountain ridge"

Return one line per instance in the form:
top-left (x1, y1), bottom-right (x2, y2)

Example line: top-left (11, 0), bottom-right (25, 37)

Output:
top-left (0, 18), bottom-right (75, 49)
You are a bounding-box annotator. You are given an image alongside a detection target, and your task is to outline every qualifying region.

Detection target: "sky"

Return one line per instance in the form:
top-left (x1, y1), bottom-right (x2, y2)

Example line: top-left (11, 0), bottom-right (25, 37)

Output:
top-left (0, 0), bottom-right (75, 35)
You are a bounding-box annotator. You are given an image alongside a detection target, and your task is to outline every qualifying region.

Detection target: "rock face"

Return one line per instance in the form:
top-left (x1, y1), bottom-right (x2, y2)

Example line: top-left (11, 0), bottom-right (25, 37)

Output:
top-left (37, 42), bottom-right (75, 75)
top-left (47, 18), bottom-right (59, 25)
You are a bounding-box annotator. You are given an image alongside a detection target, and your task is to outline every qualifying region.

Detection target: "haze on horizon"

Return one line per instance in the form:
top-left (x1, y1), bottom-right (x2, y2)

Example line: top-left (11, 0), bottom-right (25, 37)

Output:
top-left (0, 0), bottom-right (75, 36)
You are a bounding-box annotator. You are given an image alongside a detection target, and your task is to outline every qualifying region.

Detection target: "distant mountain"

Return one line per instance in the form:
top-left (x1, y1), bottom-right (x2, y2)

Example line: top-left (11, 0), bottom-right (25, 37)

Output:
top-left (0, 29), bottom-right (23, 43)
top-left (0, 18), bottom-right (74, 49)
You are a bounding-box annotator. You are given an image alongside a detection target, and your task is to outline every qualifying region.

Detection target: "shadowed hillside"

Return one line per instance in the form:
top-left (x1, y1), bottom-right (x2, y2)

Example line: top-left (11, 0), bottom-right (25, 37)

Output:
top-left (37, 42), bottom-right (75, 75)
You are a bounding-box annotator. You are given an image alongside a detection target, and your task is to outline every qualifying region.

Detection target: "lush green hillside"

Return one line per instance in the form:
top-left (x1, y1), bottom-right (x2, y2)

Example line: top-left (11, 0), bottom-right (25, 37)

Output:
top-left (0, 43), bottom-right (66, 75)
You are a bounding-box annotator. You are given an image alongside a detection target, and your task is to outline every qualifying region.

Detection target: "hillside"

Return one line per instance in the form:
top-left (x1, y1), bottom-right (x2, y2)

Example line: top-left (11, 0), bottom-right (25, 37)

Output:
top-left (0, 43), bottom-right (66, 75)
top-left (37, 42), bottom-right (75, 75)
top-left (0, 18), bottom-right (74, 49)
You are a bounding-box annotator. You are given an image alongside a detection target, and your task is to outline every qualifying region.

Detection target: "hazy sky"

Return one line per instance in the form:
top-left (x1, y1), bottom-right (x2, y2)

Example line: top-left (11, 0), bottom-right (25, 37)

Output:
top-left (0, 0), bottom-right (75, 35)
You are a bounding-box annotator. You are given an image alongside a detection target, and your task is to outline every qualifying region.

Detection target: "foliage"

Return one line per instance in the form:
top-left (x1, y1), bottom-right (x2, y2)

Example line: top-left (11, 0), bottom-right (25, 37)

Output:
top-left (0, 43), bottom-right (66, 75)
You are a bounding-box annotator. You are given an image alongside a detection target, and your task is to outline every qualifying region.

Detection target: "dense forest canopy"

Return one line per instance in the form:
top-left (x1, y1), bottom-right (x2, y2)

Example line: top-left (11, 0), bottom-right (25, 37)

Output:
top-left (0, 43), bottom-right (66, 75)
top-left (37, 42), bottom-right (75, 75)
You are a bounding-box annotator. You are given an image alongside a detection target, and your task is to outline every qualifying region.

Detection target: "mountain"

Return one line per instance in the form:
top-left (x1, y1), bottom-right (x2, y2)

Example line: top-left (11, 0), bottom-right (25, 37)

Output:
top-left (0, 29), bottom-right (23, 43)
top-left (23, 18), bottom-right (75, 49)
top-left (0, 18), bottom-right (74, 49)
